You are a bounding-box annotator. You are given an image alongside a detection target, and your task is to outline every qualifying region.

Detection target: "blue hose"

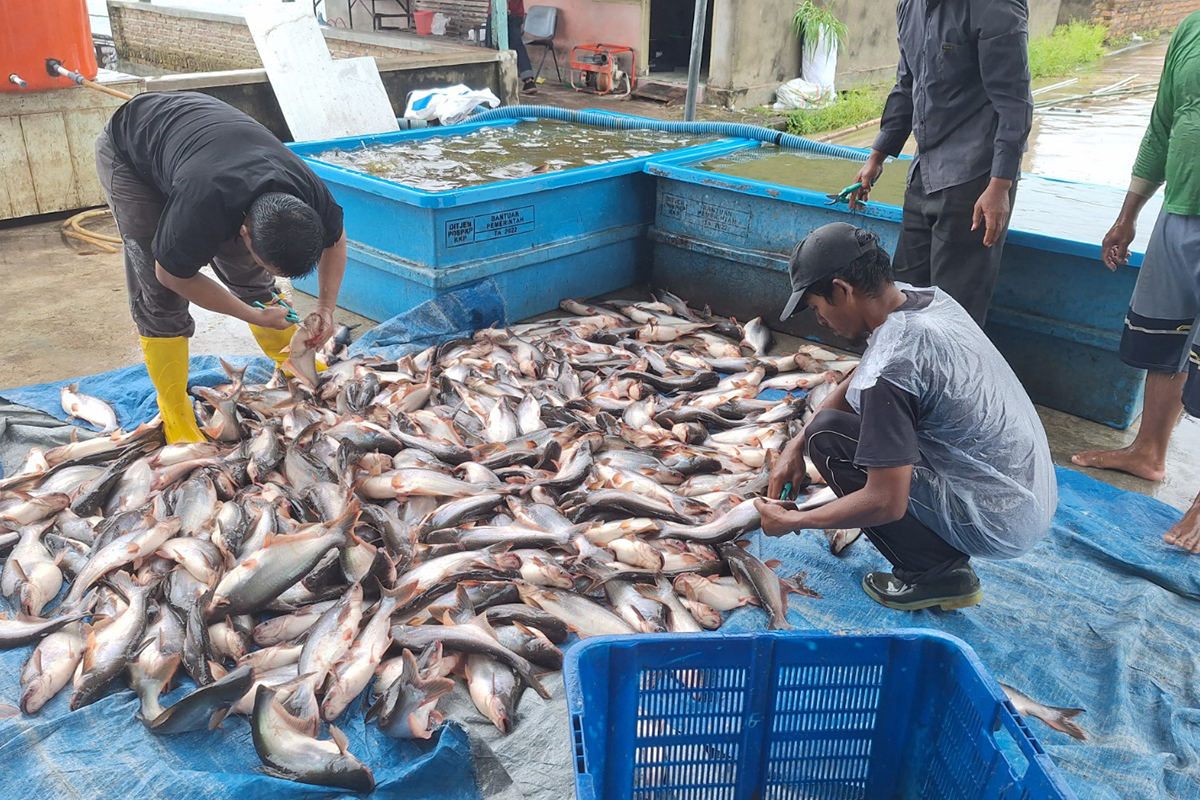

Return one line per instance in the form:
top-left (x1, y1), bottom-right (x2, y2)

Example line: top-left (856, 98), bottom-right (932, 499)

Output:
top-left (469, 105), bottom-right (867, 161)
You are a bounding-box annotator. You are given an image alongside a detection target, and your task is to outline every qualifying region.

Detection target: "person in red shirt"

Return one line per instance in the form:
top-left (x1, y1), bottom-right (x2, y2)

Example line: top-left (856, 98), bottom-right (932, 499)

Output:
top-left (507, 0), bottom-right (537, 94)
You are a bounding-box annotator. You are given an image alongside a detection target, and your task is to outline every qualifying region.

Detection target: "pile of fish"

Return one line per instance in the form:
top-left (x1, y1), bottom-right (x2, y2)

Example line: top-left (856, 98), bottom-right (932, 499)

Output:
top-left (0, 291), bottom-right (863, 792)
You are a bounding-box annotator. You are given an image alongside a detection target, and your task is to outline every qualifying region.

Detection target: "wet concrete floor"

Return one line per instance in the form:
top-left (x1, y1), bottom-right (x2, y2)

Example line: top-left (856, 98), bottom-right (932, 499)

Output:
top-left (0, 35), bottom-right (1194, 515)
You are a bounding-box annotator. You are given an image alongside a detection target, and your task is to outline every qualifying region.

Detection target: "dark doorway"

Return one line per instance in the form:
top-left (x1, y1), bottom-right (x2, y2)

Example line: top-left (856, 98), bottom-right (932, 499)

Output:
top-left (648, 0), bottom-right (714, 78)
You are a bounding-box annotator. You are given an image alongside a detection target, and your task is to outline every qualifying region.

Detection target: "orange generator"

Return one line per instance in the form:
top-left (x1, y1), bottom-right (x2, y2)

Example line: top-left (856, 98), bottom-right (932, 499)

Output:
top-left (1, 0), bottom-right (97, 92)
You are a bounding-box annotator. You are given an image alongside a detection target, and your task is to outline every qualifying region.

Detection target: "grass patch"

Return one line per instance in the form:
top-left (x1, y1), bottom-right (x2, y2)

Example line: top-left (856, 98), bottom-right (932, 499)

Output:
top-left (781, 21), bottom-right (1107, 137)
top-left (784, 86), bottom-right (887, 137)
top-left (1028, 21), bottom-right (1107, 79)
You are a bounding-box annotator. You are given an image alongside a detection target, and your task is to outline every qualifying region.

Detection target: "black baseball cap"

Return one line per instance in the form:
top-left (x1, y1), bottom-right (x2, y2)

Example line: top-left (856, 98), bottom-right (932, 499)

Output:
top-left (779, 222), bottom-right (882, 321)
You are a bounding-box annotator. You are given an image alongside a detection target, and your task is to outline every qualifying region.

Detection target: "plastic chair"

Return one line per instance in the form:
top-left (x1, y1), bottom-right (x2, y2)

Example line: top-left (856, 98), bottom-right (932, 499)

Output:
top-left (523, 6), bottom-right (562, 83)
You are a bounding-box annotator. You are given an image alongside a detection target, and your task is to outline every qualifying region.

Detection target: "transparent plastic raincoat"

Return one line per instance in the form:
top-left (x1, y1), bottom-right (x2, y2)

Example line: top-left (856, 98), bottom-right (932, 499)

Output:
top-left (845, 286), bottom-right (1057, 558)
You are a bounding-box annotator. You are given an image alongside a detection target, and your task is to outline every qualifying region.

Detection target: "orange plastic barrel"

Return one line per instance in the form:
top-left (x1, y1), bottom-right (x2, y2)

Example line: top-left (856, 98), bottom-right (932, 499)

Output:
top-left (0, 0), bottom-right (97, 93)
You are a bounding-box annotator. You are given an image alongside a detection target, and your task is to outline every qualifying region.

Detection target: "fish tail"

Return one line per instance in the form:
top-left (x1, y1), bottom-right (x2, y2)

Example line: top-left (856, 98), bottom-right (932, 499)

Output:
top-left (1046, 707), bottom-right (1088, 740)
top-left (524, 671), bottom-right (552, 700)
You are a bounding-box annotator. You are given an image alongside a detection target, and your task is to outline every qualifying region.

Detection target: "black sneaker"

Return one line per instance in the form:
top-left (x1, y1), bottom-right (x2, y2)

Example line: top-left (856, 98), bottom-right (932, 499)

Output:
top-left (521, 79), bottom-right (538, 95)
top-left (861, 565), bottom-right (982, 611)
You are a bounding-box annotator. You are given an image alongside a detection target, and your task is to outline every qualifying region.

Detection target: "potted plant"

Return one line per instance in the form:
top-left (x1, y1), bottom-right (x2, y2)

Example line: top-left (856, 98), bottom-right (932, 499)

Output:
top-left (793, 1), bottom-right (848, 90)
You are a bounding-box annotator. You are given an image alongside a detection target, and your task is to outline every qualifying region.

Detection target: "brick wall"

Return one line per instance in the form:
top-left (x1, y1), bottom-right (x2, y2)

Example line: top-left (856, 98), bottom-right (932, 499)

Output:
top-left (1088, 1), bottom-right (1198, 38)
top-left (108, 3), bottom-right (454, 72)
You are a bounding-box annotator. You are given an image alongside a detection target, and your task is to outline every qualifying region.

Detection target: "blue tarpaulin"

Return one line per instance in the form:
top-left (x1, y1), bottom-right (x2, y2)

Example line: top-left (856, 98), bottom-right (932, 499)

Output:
top-left (0, 677), bottom-right (478, 798)
top-left (1, 281), bottom-right (1197, 798)
top-left (0, 281), bottom-right (513, 798)
top-left (727, 467), bottom-right (1198, 799)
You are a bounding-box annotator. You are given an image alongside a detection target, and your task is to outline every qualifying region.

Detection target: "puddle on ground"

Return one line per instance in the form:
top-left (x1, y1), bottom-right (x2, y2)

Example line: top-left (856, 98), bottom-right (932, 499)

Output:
top-left (1024, 94), bottom-right (1158, 189)
top-left (310, 121), bottom-right (712, 192)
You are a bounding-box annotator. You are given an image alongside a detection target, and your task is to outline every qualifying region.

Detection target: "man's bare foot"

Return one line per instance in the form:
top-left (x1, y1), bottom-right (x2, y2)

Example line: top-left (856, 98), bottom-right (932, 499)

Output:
top-left (1071, 445), bottom-right (1166, 482)
top-left (1164, 494), bottom-right (1200, 553)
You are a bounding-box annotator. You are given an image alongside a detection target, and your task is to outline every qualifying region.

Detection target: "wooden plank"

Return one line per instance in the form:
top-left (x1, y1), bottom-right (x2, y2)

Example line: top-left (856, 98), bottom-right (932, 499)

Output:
top-left (632, 82), bottom-right (688, 104)
top-left (245, 2), bottom-right (398, 142)
top-left (0, 116), bottom-right (38, 219)
top-left (20, 112), bottom-right (80, 214)
top-left (62, 108), bottom-right (111, 209)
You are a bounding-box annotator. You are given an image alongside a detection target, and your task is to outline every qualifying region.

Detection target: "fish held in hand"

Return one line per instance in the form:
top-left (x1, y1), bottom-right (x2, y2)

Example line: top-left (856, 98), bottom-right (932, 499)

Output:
top-left (281, 314), bottom-right (324, 391)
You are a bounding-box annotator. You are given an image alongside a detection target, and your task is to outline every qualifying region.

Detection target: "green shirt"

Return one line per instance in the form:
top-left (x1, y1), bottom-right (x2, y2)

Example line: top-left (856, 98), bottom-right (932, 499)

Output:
top-left (1132, 12), bottom-right (1200, 215)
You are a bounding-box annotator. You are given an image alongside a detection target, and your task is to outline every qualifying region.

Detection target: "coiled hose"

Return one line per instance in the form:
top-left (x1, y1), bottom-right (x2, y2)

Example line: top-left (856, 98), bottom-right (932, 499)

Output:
top-left (469, 105), bottom-right (867, 161)
top-left (61, 209), bottom-right (120, 253)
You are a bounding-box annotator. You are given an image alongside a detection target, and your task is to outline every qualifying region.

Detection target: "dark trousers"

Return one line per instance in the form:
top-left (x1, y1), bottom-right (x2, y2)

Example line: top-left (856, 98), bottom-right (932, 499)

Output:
top-left (509, 16), bottom-right (534, 80)
top-left (805, 408), bottom-right (969, 583)
top-left (892, 164), bottom-right (1018, 327)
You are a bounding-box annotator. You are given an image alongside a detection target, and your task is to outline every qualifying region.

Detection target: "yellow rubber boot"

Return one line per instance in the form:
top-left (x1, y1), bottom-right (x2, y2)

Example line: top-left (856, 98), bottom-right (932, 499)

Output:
top-left (139, 336), bottom-right (206, 444)
top-left (249, 323), bottom-right (328, 372)
top-left (248, 323), bottom-right (297, 368)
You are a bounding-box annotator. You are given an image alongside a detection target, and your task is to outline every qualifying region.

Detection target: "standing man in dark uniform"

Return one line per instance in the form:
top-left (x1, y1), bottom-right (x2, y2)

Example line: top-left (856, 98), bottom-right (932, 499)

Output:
top-left (95, 91), bottom-right (347, 443)
top-left (848, 0), bottom-right (1033, 326)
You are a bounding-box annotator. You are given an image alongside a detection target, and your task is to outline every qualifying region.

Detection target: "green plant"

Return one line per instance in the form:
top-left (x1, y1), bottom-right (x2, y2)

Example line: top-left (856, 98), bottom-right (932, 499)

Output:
top-left (1028, 21), bottom-right (1107, 79)
top-left (792, 1), bottom-right (848, 51)
top-left (785, 85), bottom-right (887, 137)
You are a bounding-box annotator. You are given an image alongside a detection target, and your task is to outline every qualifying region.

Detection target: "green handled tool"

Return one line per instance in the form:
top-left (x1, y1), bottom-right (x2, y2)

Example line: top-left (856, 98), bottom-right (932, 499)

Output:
top-left (780, 482), bottom-right (793, 501)
top-left (826, 181), bottom-right (864, 206)
top-left (253, 300), bottom-right (300, 324)
top-left (275, 296), bottom-right (301, 321)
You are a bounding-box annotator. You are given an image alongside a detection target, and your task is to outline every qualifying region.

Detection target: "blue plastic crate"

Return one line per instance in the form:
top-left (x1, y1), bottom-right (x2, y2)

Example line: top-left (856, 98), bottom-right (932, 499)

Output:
top-left (564, 630), bottom-right (1078, 799)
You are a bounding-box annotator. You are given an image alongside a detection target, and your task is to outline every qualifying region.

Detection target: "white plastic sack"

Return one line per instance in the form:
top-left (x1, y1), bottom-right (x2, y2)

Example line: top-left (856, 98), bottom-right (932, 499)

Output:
top-left (801, 23), bottom-right (838, 90)
top-left (772, 77), bottom-right (835, 110)
top-left (404, 83), bottom-right (501, 126)
top-left (431, 12), bottom-right (450, 35)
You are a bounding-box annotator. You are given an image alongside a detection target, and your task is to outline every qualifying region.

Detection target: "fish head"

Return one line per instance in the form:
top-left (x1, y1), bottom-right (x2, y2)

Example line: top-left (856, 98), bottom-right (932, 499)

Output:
top-left (327, 757), bottom-right (376, 794)
top-left (490, 552), bottom-right (524, 573)
top-left (481, 692), bottom-right (513, 735)
top-left (20, 677), bottom-right (51, 715)
top-left (672, 574), bottom-right (703, 598)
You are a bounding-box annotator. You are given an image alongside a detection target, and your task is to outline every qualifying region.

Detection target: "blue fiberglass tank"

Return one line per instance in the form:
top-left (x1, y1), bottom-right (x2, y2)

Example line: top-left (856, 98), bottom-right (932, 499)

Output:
top-left (647, 144), bottom-right (1158, 429)
top-left (285, 115), bottom-right (749, 324)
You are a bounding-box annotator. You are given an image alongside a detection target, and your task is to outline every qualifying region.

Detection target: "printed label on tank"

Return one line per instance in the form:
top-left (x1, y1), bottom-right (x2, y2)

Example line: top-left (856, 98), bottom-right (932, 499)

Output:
top-left (660, 192), bottom-right (750, 238)
top-left (445, 206), bottom-right (535, 247)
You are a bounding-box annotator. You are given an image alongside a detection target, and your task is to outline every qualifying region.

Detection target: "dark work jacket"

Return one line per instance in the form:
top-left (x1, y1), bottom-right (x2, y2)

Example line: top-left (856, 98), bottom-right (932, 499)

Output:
top-left (873, 0), bottom-right (1033, 193)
